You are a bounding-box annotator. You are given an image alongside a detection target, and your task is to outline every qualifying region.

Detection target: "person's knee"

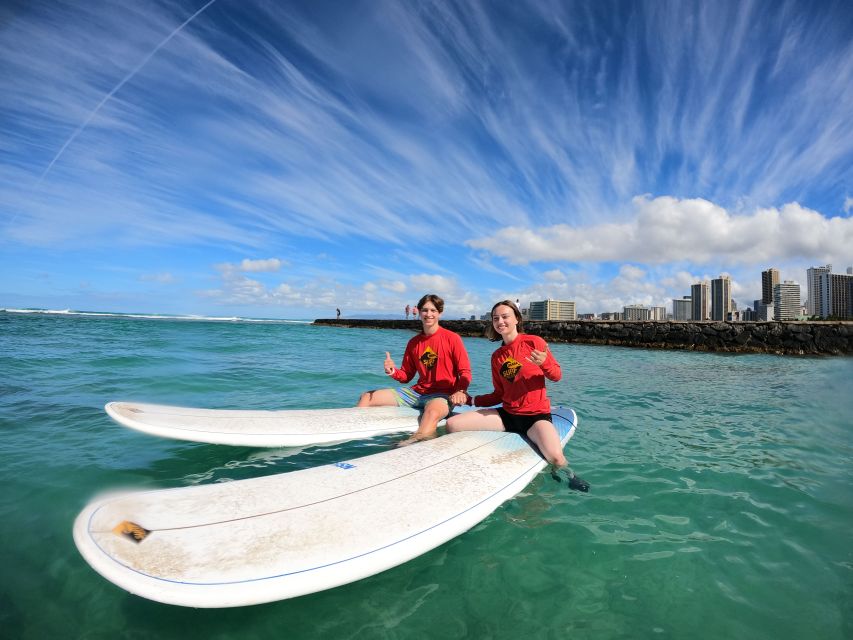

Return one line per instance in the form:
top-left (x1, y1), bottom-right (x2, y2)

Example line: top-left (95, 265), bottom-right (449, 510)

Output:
top-left (423, 401), bottom-right (449, 420)
top-left (357, 390), bottom-right (377, 406)
top-left (549, 452), bottom-right (567, 468)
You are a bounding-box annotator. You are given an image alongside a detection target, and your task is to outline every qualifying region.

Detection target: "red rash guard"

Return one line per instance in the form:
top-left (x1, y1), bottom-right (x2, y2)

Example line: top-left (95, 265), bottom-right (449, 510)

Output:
top-left (390, 326), bottom-right (472, 395)
top-left (473, 334), bottom-right (561, 414)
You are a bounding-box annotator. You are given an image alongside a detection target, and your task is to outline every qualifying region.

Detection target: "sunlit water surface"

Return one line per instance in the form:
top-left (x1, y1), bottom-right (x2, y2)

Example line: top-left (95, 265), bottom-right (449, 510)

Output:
top-left (0, 312), bottom-right (850, 639)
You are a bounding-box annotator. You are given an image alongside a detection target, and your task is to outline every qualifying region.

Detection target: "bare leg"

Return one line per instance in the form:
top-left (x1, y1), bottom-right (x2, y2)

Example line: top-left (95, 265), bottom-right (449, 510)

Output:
top-left (356, 388), bottom-right (400, 408)
top-left (397, 397), bottom-right (452, 447)
top-left (445, 409), bottom-right (504, 432)
top-left (526, 419), bottom-right (567, 468)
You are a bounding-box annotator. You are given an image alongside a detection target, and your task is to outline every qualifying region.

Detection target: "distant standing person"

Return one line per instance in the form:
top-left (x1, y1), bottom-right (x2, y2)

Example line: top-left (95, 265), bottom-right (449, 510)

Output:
top-left (357, 294), bottom-right (471, 446)
top-left (446, 300), bottom-right (588, 491)
top-left (411, 305), bottom-right (418, 318)
top-left (405, 304), bottom-right (410, 319)
top-left (336, 308), bottom-right (341, 319)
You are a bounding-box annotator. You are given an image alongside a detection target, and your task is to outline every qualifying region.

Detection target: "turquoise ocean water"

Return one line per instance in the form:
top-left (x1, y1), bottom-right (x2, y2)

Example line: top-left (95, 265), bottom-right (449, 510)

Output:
top-left (0, 310), bottom-right (851, 639)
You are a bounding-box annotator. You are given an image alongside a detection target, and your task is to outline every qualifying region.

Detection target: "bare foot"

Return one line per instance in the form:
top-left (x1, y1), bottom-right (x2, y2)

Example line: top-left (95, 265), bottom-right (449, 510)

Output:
top-left (395, 433), bottom-right (436, 448)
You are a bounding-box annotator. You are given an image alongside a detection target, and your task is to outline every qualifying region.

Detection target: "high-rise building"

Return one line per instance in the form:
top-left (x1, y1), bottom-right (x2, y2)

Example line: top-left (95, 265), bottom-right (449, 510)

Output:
top-left (650, 306), bottom-right (666, 321)
top-left (623, 305), bottom-right (650, 321)
top-left (847, 278), bottom-right (853, 318)
top-left (806, 265), bottom-right (832, 317)
top-left (711, 275), bottom-right (732, 321)
top-left (600, 311), bottom-right (623, 321)
top-left (672, 296), bottom-right (692, 321)
top-left (756, 303), bottom-right (774, 321)
top-left (774, 281), bottom-right (801, 321)
top-left (761, 268), bottom-right (779, 305)
top-left (528, 299), bottom-right (576, 321)
top-left (818, 272), bottom-right (853, 319)
top-left (691, 282), bottom-right (709, 321)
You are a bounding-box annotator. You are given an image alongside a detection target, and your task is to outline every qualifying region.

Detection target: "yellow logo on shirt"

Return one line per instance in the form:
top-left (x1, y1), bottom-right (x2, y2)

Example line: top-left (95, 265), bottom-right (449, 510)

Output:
top-left (420, 346), bottom-right (438, 370)
top-left (499, 356), bottom-right (522, 381)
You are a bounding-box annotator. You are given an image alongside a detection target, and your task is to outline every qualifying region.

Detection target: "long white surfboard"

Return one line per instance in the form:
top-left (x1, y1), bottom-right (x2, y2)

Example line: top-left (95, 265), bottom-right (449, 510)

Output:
top-left (74, 407), bottom-right (578, 607)
top-left (105, 402), bottom-right (431, 447)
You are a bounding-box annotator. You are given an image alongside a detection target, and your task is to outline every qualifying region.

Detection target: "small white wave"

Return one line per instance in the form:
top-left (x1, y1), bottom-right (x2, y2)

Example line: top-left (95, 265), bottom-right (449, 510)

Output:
top-left (4, 308), bottom-right (75, 314)
top-left (3, 308), bottom-right (308, 323)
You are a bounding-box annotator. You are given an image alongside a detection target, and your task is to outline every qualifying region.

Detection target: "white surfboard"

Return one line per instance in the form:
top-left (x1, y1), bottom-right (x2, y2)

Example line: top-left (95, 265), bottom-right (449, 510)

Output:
top-left (105, 402), bottom-right (431, 447)
top-left (74, 407), bottom-right (578, 608)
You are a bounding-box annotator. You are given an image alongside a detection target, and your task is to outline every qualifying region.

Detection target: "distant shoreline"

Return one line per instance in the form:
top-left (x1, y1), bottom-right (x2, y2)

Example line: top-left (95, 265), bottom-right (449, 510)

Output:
top-left (314, 318), bottom-right (853, 356)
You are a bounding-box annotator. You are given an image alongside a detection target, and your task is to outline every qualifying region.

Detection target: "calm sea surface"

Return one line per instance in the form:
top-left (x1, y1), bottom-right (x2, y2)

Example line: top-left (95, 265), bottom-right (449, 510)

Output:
top-left (0, 311), bottom-right (851, 639)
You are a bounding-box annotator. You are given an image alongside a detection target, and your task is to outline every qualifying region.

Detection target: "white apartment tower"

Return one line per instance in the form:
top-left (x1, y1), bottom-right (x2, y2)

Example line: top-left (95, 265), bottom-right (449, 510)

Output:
top-left (691, 282), bottom-right (710, 321)
top-left (818, 272), bottom-right (853, 319)
top-left (711, 275), bottom-right (732, 321)
top-left (806, 265), bottom-right (832, 317)
top-left (622, 305), bottom-right (650, 321)
top-left (528, 299), bottom-right (576, 321)
top-left (774, 281), bottom-right (801, 321)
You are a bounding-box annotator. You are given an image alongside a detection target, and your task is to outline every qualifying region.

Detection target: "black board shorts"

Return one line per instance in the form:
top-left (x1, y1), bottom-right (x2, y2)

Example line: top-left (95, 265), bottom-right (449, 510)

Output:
top-left (497, 408), bottom-right (553, 435)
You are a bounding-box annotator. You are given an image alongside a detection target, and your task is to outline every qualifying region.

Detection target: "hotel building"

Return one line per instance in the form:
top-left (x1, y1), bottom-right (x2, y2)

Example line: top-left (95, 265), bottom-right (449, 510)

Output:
top-left (761, 268), bottom-right (779, 305)
top-left (806, 265), bottom-right (832, 317)
top-left (672, 296), bottom-right (692, 321)
top-left (691, 282), bottom-right (710, 321)
top-left (600, 311), bottom-right (623, 321)
top-left (528, 299), bottom-right (576, 321)
top-left (622, 305), bottom-right (650, 321)
top-left (773, 281), bottom-right (801, 321)
top-left (710, 275), bottom-right (732, 321)
top-left (818, 272), bottom-right (853, 319)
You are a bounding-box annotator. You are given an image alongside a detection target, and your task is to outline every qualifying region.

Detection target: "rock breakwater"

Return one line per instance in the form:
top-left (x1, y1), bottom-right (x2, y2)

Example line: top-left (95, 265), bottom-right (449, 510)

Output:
top-left (314, 319), bottom-right (853, 355)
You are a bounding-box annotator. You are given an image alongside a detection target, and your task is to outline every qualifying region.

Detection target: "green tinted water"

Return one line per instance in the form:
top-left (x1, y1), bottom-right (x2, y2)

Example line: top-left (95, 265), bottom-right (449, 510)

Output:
top-left (0, 312), bottom-right (850, 639)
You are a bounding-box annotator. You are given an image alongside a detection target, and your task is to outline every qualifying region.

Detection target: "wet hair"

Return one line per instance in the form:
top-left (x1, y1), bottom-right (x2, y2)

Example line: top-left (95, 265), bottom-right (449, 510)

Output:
top-left (485, 300), bottom-right (524, 341)
top-left (417, 293), bottom-right (444, 313)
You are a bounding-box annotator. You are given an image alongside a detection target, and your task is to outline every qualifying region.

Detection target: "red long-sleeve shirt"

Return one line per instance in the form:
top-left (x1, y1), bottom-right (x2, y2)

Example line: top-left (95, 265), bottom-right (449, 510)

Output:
top-left (473, 334), bottom-right (561, 414)
top-left (390, 326), bottom-right (472, 395)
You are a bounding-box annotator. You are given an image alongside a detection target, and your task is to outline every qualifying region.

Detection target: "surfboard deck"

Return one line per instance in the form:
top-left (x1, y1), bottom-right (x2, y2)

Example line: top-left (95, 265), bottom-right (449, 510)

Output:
top-left (105, 402), bottom-right (431, 447)
top-left (74, 407), bottom-right (578, 608)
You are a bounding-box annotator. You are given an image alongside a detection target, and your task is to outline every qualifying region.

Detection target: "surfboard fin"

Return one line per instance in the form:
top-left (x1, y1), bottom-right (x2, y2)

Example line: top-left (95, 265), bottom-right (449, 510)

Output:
top-left (112, 520), bottom-right (150, 542)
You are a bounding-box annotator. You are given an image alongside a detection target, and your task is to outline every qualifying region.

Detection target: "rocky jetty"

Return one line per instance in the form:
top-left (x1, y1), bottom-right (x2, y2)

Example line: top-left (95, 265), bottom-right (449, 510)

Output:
top-left (313, 319), bottom-right (853, 356)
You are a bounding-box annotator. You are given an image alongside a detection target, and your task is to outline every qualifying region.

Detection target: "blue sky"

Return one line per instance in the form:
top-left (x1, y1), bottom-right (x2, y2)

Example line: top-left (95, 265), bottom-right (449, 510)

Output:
top-left (2, 0), bottom-right (852, 319)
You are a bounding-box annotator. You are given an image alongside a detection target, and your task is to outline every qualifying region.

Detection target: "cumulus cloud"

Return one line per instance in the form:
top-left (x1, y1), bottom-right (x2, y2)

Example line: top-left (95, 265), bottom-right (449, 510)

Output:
top-left (378, 280), bottom-right (407, 293)
top-left (543, 269), bottom-right (567, 282)
top-left (240, 258), bottom-right (285, 272)
top-left (845, 197), bottom-right (853, 213)
top-left (200, 265), bottom-right (485, 318)
top-left (409, 274), bottom-right (460, 295)
top-left (660, 270), bottom-right (699, 291)
top-left (617, 264), bottom-right (646, 281)
top-left (468, 195), bottom-right (853, 267)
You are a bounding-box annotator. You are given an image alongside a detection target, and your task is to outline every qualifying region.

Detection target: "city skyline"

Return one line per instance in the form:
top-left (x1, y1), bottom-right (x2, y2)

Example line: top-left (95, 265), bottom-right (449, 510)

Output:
top-left (2, 1), bottom-right (852, 319)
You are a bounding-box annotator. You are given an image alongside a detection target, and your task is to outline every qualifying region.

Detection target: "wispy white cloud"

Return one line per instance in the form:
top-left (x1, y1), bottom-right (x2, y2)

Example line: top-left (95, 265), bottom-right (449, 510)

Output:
top-left (6, 0), bottom-right (849, 251)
